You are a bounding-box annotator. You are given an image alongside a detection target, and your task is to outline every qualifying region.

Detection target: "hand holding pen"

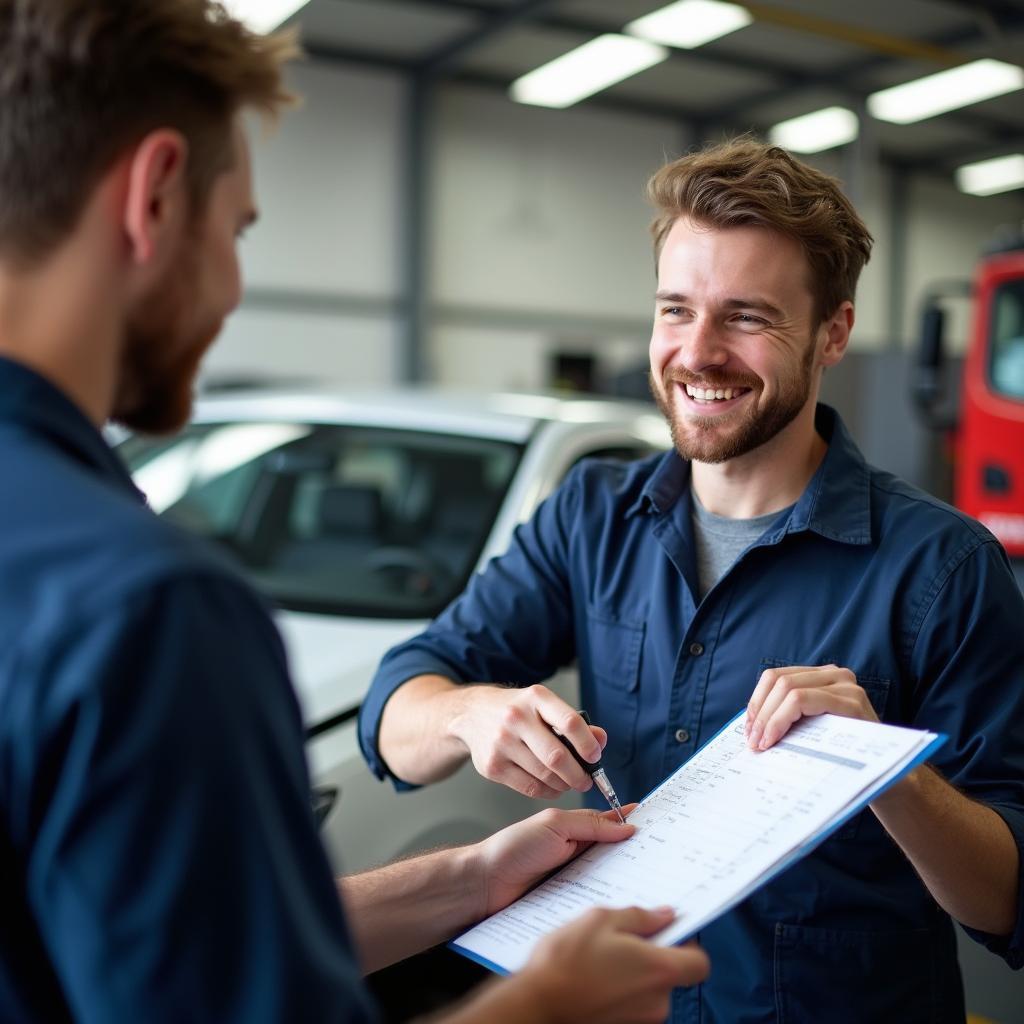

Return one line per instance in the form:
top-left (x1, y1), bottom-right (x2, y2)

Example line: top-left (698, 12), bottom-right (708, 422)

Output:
top-left (552, 710), bottom-right (627, 822)
top-left (446, 683), bottom-right (611, 799)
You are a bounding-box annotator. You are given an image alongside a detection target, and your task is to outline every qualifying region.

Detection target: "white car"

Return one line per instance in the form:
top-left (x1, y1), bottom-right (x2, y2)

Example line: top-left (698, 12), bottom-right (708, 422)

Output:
top-left (118, 389), bottom-right (670, 873)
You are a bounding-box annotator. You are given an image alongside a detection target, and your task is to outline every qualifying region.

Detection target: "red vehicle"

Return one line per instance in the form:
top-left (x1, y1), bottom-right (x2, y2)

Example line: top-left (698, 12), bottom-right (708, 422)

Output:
top-left (913, 233), bottom-right (1024, 584)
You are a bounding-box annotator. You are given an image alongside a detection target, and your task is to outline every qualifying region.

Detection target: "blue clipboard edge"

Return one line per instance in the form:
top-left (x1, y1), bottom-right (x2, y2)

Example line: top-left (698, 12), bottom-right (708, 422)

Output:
top-left (447, 942), bottom-right (511, 976)
top-left (449, 712), bottom-right (947, 972)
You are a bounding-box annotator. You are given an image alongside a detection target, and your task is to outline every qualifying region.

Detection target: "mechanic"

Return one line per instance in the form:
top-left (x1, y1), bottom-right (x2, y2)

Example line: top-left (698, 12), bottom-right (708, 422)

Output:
top-left (0, 2), bottom-right (709, 1021)
top-left (361, 138), bottom-right (1024, 1022)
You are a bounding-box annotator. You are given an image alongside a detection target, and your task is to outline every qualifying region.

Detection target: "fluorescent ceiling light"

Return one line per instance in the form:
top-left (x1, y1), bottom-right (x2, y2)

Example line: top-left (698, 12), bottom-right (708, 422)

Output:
top-left (956, 153), bottom-right (1024, 196)
top-left (221, 0), bottom-right (309, 33)
top-left (768, 106), bottom-right (859, 154)
top-left (510, 34), bottom-right (668, 109)
top-left (867, 58), bottom-right (1024, 124)
top-left (626, 0), bottom-right (752, 49)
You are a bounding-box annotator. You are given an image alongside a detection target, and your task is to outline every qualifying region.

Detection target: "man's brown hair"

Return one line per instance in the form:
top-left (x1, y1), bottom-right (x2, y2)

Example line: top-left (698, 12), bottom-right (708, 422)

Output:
top-left (0, 0), bottom-right (297, 266)
top-left (647, 138), bottom-right (874, 325)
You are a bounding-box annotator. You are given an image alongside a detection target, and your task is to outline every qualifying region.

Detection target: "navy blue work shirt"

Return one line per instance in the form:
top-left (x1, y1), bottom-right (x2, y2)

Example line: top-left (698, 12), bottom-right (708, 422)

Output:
top-left (361, 404), bottom-right (1024, 1024)
top-left (0, 357), bottom-right (376, 1023)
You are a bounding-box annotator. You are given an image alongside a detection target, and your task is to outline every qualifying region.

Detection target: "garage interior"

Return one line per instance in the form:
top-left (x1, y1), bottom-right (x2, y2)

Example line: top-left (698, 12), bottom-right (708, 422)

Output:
top-left (76, 1), bottom-right (1024, 1021)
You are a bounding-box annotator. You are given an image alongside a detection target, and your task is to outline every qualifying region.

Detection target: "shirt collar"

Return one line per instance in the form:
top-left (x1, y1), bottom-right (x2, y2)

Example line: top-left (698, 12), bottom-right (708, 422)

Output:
top-left (0, 355), bottom-right (146, 503)
top-left (628, 404), bottom-right (872, 546)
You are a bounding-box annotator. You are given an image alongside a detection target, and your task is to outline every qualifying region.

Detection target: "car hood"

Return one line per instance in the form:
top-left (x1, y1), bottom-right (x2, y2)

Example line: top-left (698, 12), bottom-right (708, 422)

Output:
top-left (274, 610), bottom-right (426, 730)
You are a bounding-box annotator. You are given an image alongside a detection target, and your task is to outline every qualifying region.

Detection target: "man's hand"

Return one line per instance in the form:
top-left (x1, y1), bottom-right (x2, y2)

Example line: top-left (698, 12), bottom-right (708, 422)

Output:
top-left (449, 684), bottom-right (608, 798)
top-left (524, 907), bottom-right (709, 1024)
top-left (475, 806), bottom-right (637, 916)
top-left (457, 808), bottom-right (709, 1024)
top-left (745, 663), bottom-right (878, 751)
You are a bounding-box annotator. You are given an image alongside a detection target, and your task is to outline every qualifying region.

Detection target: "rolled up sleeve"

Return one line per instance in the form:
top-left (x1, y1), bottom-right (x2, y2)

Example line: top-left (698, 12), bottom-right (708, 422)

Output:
top-left (910, 537), bottom-right (1024, 968)
top-left (358, 465), bottom-right (582, 786)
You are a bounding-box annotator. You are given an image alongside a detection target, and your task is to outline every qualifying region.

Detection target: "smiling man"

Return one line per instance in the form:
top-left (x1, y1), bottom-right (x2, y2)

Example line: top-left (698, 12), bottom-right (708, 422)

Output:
top-left (362, 139), bottom-right (1024, 1022)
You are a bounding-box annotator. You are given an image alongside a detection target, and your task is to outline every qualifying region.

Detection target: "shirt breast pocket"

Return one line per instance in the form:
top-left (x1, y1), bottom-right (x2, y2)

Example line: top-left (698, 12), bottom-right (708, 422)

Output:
top-left (757, 658), bottom-right (894, 842)
top-left (582, 608), bottom-right (645, 769)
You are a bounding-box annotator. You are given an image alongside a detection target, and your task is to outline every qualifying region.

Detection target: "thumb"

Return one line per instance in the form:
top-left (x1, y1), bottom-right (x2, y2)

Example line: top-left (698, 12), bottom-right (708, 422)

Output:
top-left (556, 809), bottom-right (635, 845)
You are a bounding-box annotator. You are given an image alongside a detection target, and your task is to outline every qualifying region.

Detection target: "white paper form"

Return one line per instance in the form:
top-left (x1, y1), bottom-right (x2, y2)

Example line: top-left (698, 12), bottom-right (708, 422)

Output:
top-left (452, 711), bottom-right (944, 975)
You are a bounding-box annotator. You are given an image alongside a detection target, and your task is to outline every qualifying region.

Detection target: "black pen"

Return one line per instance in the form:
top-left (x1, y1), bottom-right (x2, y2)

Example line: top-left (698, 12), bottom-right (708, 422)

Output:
top-left (553, 710), bottom-right (626, 823)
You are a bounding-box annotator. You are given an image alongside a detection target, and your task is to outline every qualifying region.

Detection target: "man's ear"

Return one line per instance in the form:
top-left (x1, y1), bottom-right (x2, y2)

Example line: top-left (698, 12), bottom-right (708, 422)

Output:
top-left (123, 129), bottom-right (190, 267)
top-left (819, 301), bottom-right (854, 369)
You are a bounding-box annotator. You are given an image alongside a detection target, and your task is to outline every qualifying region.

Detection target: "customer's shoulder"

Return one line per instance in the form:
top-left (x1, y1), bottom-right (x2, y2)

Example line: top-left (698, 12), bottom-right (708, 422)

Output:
top-left (0, 436), bottom-right (248, 629)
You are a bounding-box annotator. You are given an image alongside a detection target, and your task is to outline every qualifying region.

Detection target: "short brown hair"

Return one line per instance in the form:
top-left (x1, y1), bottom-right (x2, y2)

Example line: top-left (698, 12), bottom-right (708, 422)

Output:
top-left (0, 0), bottom-right (298, 266)
top-left (647, 138), bottom-right (873, 325)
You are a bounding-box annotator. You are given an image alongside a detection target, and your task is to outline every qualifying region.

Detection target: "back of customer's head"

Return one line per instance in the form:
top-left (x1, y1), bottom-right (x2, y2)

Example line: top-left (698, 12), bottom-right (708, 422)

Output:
top-left (647, 137), bottom-right (874, 325)
top-left (0, 0), bottom-right (296, 269)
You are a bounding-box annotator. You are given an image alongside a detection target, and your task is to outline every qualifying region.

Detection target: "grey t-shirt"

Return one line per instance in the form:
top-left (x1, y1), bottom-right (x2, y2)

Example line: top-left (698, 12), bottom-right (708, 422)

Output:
top-left (690, 489), bottom-right (793, 601)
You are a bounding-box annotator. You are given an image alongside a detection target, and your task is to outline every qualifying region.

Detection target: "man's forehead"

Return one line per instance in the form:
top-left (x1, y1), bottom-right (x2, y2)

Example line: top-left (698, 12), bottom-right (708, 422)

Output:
top-left (658, 217), bottom-right (814, 304)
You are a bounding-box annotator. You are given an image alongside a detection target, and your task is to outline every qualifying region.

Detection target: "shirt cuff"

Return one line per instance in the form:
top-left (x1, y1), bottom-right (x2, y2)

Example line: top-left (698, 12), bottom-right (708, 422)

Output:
top-left (959, 802), bottom-right (1024, 969)
top-left (357, 648), bottom-right (466, 790)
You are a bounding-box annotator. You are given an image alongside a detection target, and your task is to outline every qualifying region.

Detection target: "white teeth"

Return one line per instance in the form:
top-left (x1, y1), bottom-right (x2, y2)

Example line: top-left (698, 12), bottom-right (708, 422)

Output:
top-left (685, 385), bottom-right (738, 401)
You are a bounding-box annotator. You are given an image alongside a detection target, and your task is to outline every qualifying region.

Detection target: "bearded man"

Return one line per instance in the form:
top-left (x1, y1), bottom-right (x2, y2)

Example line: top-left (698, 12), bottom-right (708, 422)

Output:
top-left (0, 3), bottom-right (711, 1021)
top-left (360, 139), bottom-right (1024, 1023)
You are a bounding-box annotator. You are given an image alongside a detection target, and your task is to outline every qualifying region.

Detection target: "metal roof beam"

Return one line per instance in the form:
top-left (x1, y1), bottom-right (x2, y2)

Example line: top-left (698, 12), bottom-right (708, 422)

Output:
top-left (416, 0), bottom-right (559, 77)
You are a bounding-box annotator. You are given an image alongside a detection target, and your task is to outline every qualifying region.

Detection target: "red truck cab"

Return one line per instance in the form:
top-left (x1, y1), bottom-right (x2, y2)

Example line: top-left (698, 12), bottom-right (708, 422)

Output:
top-left (914, 234), bottom-right (1024, 577)
top-left (958, 241), bottom-right (1024, 557)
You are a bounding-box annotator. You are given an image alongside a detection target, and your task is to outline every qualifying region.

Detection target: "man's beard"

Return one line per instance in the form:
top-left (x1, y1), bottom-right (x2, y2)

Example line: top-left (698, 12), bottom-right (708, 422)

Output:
top-left (650, 340), bottom-right (815, 464)
top-left (112, 241), bottom-right (220, 435)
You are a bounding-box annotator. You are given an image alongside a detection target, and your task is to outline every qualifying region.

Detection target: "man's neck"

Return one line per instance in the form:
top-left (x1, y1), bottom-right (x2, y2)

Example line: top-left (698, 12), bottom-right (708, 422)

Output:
top-left (690, 404), bottom-right (827, 519)
top-left (0, 239), bottom-right (121, 428)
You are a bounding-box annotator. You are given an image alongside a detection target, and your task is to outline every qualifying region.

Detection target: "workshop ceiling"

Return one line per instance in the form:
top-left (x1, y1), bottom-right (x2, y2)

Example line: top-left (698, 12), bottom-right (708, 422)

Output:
top-left (294, 0), bottom-right (1024, 177)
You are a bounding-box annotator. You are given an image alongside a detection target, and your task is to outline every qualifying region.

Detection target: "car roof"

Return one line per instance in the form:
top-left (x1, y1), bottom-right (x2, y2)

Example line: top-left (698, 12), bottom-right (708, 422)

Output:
top-left (190, 388), bottom-right (662, 444)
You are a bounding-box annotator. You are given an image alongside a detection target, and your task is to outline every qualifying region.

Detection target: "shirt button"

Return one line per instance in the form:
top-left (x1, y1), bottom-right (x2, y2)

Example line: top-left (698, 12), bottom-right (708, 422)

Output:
top-left (674, 728), bottom-right (690, 743)
top-left (689, 642), bottom-right (704, 656)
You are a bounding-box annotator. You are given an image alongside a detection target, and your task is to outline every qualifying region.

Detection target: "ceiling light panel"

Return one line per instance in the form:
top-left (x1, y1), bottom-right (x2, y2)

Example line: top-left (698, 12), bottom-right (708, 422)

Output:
top-left (867, 59), bottom-right (1024, 125)
top-left (956, 154), bottom-right (1024, 196)
top-left (626, 0), bottom-right (753, 50)
top-left (768, 106), bottom-right (859, 154)
top-left (221, 0), bottom-right (309, 34)
top-left (510, 34), bottom-right (668, 109)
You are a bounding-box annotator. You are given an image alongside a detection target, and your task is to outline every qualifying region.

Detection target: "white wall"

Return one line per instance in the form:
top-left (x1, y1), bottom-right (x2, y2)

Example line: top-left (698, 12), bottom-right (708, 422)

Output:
top-left (429, 86), bottom-right (686, 388)
top-left (213, 57), bottom-right (1024, 391)
top-left (203, 60), bottom-right (405, 386)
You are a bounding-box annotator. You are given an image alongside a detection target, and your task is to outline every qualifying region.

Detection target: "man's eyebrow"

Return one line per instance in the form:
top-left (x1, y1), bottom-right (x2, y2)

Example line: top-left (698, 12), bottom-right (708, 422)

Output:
top-left (654, 291), bottom-right (784, 319)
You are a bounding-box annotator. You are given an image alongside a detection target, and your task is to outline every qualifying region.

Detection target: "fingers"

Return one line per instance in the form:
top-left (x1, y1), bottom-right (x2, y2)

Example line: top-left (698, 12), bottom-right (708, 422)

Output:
top-left (534, 807), bottom-right (636, 846)
top-left (746, 665), bottom-right (821, 729)
top-left (492, 763), bottom-right (564, 800)
top-left (589, 904), bottom-right (676, 938)
top-left (534, 689), bottom-right (604, 764)
top-left (667, 942), bottom-right (711, 986)
top-left (469, 686), bottom-right (614, 798)
top-left (604, 801), bottom-right (639, 820)
top-left (746, 664), bottom-right (872, 750)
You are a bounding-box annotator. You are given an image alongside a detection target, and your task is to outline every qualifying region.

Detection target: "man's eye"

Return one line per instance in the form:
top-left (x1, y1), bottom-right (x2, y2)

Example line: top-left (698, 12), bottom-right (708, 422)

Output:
top-left (734, 313), bottom-right (768, 327)
top-left (661, 307), bottom-right (683, 317)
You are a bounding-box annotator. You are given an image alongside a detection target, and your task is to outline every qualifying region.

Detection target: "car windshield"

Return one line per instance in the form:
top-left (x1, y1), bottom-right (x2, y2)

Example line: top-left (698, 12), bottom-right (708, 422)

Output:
top-left (119, 422), bottom-right (524, 619)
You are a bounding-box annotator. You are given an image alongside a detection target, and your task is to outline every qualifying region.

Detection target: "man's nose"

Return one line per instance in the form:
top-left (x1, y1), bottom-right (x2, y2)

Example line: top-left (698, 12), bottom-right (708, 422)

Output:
top-left (679, 316), bottom-right (729, 374)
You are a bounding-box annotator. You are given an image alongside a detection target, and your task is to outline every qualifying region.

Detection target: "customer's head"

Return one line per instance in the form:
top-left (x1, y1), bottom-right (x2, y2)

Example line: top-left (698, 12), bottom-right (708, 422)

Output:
top-left (0, 0), bottom-right (295, 267)
top-left (0, 0), bottom-right (297, 433)
top-left (647, 138), bottom-right (873, 326)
